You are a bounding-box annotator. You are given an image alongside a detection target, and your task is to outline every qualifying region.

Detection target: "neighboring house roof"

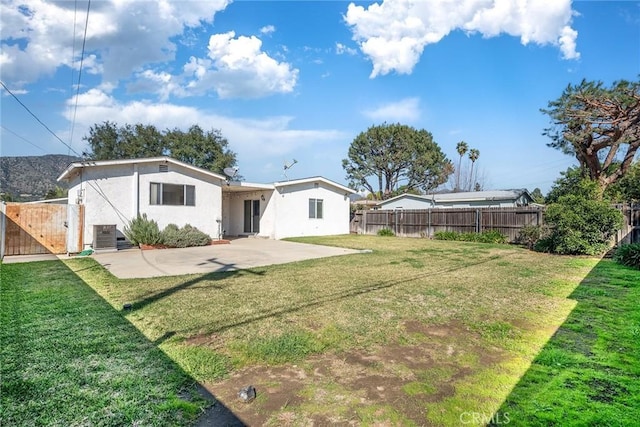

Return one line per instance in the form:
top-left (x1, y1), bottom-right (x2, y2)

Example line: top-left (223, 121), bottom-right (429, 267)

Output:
top-left (431, 189), bottom-right (532, 203)
top-left (379, 189), bottom-right (532, 207)
top-left (57, 156), bottom-right (227, 182)
top-left (379, 193), bottom-right (434, 206)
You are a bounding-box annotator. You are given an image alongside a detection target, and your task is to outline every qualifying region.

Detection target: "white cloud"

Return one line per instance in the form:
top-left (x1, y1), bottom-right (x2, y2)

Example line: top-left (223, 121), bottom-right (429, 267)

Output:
top-left (0, 0), bottom-right (230, 86)
top-left (183, 31), bottom-right (299, 99)
top-left (363, 97), bottom-right (421, 122)
top-left (260, 25), bottom-right (276, 35)
top-left (336, 42), bottom-right (357, 55)
top-left (345, 0), bottom-right (579, 78)
top-left (127, 31), bottom-right (299, 100)
top-left (63, 89), bottom-right (345, 179)
top-left (1, 87), bottom-right (28, 96)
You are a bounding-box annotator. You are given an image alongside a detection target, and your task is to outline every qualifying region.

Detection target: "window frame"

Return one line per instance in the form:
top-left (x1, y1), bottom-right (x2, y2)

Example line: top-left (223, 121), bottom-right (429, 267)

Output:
top-left (308, 198), bottom-right (323, 219)
top-left (149, 182), bottom-right (196, 206)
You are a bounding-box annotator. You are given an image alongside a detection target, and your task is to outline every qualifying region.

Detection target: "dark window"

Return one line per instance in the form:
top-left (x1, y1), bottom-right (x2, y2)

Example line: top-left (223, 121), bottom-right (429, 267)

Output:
top-left (150, 183), bottom-right (195, 206)
top-left (309, 198), bottom-right (323, 219)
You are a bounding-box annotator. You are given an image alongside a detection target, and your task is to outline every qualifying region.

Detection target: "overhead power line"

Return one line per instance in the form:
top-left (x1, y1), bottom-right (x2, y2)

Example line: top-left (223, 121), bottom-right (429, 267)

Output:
top-left (0, 125), bottom-right (48, 153)
top-left (69, 0), bottom-right (91, 155)
top-left (0, 80), bottom-right (83, 158)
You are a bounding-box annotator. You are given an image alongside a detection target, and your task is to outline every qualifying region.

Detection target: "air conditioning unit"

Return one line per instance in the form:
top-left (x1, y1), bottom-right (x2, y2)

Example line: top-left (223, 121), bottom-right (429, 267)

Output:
top-left (93, 225), bottom-right (117, 250)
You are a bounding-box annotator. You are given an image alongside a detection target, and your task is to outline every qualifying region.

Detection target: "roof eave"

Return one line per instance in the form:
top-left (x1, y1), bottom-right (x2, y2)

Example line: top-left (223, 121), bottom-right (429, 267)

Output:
top-left (56, 156), bottom-right (227, 182)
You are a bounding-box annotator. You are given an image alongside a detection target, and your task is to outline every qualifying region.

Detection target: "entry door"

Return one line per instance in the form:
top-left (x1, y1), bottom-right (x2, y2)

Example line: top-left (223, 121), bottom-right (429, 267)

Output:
top-left (243, 200), bottom-right (260, 233)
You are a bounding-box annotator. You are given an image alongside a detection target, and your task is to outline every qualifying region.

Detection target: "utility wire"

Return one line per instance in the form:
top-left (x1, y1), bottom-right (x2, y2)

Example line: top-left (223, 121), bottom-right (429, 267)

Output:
top-left (69, 0), bottom-right (91, 155)
top-left (69, 0), bottom-right (79, 156)
top-left (0, 125), bottom-right (48, 153)
top-left (0, 80), bottom-right (83, 158)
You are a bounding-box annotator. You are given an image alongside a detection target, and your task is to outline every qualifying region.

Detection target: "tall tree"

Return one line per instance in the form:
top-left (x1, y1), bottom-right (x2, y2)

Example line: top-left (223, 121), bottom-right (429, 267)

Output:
top-left (342, 123), bottom-right (453, 199)
top-left (454, 141), bottom-right (468, 191)
top-left (468, 148), bottom-right (480, 191)
top-left (542, 78), bottom-right (640, 193)
top-left (83, 122), bottom-right (237, 174)
top-left (164, 125), bottom-right (236, 173)
top-left (530, 188), bottom-right (545, 204)
top-left (618, 161), bottom-right (640, 202)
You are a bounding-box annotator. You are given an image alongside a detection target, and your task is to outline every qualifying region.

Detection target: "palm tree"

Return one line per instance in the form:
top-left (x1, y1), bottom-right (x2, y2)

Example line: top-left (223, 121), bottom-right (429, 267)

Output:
top-left (468, 148), bottom-right (480, 191)
top-left (455, 141), bottom-right (468, 191)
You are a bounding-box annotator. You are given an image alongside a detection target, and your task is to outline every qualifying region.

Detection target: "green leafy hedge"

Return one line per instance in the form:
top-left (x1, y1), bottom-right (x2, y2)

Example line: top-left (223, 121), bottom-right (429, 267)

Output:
top-left (124, 213), bottom-right (162, 246)
top-left (534, 187), bottom-right (622, 255)
top-left (161, 224), bottom-right (211, 248)
top-left (614, 244), bottom-right (640, 269)
top-left (434, 230), bottom-right (507, 244)
top-left (124, 215), bottom-right (211, 248)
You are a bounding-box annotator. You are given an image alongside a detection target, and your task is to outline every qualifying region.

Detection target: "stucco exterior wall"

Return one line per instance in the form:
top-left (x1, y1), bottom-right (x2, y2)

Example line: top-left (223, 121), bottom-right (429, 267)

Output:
top-left (67, 161), bottom-right (223, 249)
top-left (67, 164), bottom-right (136, 248)
top-left (137, 163), bottom-right (223, 238)
top-left (273, 181), bottom-right (350, 239)
top-left (222, 190), bottom-right (275, 238)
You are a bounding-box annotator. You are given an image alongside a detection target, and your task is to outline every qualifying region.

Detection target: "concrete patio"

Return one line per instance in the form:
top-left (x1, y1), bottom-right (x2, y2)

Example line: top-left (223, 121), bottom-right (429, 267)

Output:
top-left (91, 238), bottom-right (362, 278)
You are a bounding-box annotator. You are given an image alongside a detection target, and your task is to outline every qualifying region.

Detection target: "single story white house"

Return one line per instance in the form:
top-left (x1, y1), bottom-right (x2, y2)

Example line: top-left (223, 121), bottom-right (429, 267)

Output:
top-left (377, 189), bottom-right (534, 210)
top-left (57, 157), bottom-right (355, 251)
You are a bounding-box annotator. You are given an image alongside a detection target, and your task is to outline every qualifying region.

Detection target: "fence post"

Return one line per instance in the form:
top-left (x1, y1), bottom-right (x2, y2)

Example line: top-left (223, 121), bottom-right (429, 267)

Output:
top-left (475, 209), bottom-right (480, 233)
top-left (363, 210), bottom-right (367, 235)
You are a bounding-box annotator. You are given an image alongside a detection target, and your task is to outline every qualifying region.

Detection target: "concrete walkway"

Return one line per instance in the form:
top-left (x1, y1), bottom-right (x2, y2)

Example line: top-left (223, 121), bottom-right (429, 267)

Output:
top-left (2, 253), bottom-right (63, 263)
top-left (92, 238), bottom-right (362, 279)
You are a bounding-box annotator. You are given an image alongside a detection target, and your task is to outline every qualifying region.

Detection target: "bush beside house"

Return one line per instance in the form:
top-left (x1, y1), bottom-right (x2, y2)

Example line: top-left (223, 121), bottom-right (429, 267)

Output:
top-left (124, 214), bottom-right (212, 248)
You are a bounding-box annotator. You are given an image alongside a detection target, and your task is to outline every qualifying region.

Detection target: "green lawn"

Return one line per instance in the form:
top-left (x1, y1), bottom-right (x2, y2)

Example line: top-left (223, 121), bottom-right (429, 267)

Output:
top-left (495, 258), bottom-right (640, 426)
top-left (3, 235), bottom-right (638, 426)
top-left (0, 261), bottom-right (214, 426)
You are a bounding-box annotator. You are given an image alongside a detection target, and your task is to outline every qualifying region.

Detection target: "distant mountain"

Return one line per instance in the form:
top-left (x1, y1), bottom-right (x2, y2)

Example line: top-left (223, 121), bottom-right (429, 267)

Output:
top-left (0, 154), bottom-right (80, 201)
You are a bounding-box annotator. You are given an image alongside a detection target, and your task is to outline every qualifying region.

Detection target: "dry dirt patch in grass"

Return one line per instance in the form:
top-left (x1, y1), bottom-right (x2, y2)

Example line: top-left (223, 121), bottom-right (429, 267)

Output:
top-left (206, 320), bottom-right (508, 426)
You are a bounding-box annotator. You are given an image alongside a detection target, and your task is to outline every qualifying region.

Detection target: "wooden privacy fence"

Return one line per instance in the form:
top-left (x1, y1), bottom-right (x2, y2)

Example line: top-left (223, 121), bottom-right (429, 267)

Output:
top-left (351, 207), bottom-right (544, 242)
top-left (616, 204), bottom-right (640, 245)
top-left (1, 203), bottom-right (83, 256)
top-left (351, 205), bottom-right (640, 244)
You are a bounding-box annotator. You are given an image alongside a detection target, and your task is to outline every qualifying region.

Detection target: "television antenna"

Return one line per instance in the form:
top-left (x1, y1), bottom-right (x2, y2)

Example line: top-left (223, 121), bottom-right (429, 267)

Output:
top-left (282, 159), bottom-right (297, 181)
top-left (223, 166), bottom-right (239, 184)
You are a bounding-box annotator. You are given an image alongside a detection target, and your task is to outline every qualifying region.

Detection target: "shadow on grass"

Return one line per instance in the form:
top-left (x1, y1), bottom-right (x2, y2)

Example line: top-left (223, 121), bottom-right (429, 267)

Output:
top-left (129, 267), bottom-right (265, 312)
top-left (0, 259), bottom-right (245, 427)
top-left (187, 253), bottom-right (506, 337)
top-left (491, 258), bottom-right (640, 426)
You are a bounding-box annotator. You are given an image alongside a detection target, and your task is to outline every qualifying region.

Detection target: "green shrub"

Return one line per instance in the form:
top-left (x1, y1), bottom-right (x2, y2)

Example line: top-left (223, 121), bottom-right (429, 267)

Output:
top-left (124, 213), bottom-right (162, 246)
top-left (160, 224), bottom-right (211, 248)
top-left (434, 230), bottom-right (506, 243)
top-left (457, 232), bottom-right (479, 242)
top-left (377, 228), bottom-right (395, 237)
top-left (517, 225), bottom-right (547, 250)
top-left (477, 230), bottom-right (508, 244)
top-left (614, 244), bottom-right (640, 269)
top-left (535, 188), bottom-right (623, 255)
top-left (434, 231), bottom-right (458, 240)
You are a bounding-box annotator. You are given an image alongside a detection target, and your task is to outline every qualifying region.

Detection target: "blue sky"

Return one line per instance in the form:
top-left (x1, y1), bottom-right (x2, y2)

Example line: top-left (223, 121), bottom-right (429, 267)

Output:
top-left (1, 0), bottom-right (638, 194)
